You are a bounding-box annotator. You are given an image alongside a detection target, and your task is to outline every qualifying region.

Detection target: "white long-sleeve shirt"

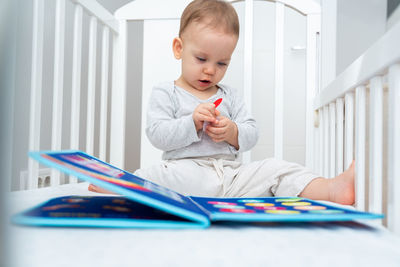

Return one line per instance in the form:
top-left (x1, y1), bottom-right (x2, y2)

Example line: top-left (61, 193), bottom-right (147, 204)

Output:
top-left (145, 81), bottom-right (259, 160)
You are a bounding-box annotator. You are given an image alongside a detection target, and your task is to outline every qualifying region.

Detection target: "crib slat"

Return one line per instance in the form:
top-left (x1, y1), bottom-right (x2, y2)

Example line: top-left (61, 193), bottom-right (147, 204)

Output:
top-left (319, 107), bottom-right (325, 175)
top-left (242, 0), bottom-right (253, 164)
top-left (323, 105), bottom-right (329, 177)
top-left (335, 98), bottom-right (344, 175)
top-left (69, 4), bottom-right (83, 184)
top-left (387, 64), bottom-right (400, 234)
top-left (28, 0), bottom-right (44, 190)
top-left (71, 4), bottom-right (83, 150)
top-left (318, 108), bottom-right (324, 175)
top-left (329, 102), bottom-right (335, 177)
top-left (274, 1), bottom-right (284, 160)
top-left (355, 85), bottom-right (366, 211)
top-left (344, 92), bottom-right (354, 170)
top-left (313, 114), bottom-right (320, 174)
top-left (369, 77), bottom-right (383, 217)
top-left (86, 16), bottom-right (97, 155)
top-left (305, 14), bottom-right (320, 170)
top-left (99, 26), bottom-right (110, 161)
top-left (110, 21), bottom-right (127, 168)
top-left (50, 0), bottom-right (66, 187)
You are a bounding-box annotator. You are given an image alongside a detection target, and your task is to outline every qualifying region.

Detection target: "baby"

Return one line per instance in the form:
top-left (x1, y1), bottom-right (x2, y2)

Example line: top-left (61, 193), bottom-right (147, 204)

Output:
top-left (90, 0), bottom-right (354, 205)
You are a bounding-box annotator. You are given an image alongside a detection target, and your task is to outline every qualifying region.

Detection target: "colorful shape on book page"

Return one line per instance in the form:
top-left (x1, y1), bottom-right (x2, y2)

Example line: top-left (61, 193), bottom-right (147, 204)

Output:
top-left (294, 206), bottom-right (326, 211)
top-left (281, 202), bottom-right (311, 206)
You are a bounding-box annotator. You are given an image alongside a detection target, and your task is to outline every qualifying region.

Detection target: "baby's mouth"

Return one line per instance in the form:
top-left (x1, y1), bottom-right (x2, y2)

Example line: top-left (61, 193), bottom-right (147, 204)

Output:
top-left (199, 79), bottom-right (211, 85)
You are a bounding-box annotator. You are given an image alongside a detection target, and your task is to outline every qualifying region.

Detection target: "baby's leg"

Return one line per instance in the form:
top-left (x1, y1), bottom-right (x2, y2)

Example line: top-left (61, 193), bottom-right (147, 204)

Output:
top-left (299, 161), bottom-right (355, 205)
top-left (89, 158), bottom-right (224, 197)
top-left (229, 158), bottom-right (354, 205)
top-left (226, 158), bottom-right (320, 198)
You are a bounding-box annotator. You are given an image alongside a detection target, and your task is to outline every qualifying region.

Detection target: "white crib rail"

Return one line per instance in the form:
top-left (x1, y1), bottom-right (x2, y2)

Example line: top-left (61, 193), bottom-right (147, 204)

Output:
top-left (28, 0), bottom-right (119, 189)
top-left (314, 21), bottom-right (400, 234)
top-left (50, 0), bottom-right (66, 186)
top-left (387, 63), bottom-right (400, 234)
top-left (242, 0), bottom-right (254, 163)
top-left (28, 0), bottom-right (45, 190)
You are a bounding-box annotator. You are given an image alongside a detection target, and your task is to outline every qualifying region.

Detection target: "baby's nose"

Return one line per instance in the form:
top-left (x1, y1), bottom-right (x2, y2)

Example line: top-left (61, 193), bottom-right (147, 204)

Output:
top-left (203, 64), bottom-right (216, 75)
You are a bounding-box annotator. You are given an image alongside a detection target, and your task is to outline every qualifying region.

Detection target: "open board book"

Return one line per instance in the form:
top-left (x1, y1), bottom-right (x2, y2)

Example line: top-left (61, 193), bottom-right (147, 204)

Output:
top-left (13, 150), bottom-right (383, 229)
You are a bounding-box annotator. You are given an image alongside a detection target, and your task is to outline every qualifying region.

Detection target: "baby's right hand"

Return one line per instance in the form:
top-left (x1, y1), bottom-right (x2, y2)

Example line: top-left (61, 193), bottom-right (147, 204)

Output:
top-left (192, 103), bottom-right (218, 131)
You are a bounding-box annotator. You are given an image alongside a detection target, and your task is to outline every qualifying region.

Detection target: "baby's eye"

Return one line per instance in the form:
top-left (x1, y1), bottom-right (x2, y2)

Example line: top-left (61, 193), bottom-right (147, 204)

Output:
top-left (196, 57), bottom-right (206, 62)
top-left (217, 62), bottom-right (227, 66)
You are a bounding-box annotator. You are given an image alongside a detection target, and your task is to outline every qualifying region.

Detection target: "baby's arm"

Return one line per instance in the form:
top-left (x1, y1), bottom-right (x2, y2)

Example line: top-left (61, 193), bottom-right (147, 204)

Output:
top-left (146, 86), bottom-right (203, 151)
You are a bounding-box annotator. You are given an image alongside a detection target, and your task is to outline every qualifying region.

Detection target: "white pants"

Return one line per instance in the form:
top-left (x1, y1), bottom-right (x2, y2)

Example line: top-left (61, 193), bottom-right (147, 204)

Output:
top-left (134, 156), bottom-right (319, 198)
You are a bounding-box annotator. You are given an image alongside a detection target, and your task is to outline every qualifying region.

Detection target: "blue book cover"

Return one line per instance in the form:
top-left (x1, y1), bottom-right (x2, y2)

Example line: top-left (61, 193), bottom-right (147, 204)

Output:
top-left (12, 150), bottom-right (383, 229)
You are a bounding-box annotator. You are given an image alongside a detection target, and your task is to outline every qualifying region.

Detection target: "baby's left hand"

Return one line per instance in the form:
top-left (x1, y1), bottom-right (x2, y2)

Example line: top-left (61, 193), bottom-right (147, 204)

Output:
top-left (205, 113), bottom-right (239, 149)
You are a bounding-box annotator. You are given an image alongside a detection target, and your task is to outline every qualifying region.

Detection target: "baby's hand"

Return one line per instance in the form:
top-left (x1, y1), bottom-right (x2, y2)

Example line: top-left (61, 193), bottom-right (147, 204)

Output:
top-left (205, 116), bottom-right (239, 149)
top-left (192, 103), bottom-right (218, 131)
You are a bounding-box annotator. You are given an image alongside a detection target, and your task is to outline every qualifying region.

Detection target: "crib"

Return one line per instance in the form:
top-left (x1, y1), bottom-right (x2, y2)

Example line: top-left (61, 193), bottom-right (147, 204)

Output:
top-left (26, 0), bottom-right (320, 189)
top-left (6, 0), bottom-right (400, 265)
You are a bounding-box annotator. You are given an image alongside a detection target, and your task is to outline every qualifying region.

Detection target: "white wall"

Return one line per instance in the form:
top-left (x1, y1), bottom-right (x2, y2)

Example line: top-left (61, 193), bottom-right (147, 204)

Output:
top-left (387, 0), bottom-right (400, 29)
top-left (336, 0), bottom-right (386, 76)
top-left (320, 0), bottom-right (387, 88)
top-left (320, 0), bottom-right (337, 89)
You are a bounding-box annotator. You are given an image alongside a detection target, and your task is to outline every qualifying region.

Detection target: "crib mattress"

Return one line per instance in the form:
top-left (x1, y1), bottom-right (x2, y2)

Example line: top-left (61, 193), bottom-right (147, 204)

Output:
top-left (7, 182), bottom-right (400, 267)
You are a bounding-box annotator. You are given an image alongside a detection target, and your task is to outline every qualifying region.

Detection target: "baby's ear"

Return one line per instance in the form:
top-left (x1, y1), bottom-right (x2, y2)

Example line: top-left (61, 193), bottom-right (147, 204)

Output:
top-left (172, 37), bottom-right (183, 59)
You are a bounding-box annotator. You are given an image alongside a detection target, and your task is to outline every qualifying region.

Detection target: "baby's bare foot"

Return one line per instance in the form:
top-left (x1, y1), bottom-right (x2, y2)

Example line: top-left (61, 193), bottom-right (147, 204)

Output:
top-left (328, 160), bottom-right (355, 205)
top-left (88, 184), bottom-right (117, 194)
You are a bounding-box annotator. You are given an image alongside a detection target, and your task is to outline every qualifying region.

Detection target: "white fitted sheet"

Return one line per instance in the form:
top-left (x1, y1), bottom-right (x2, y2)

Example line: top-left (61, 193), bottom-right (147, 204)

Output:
top-left (7, 182), bottom-right (400, 267)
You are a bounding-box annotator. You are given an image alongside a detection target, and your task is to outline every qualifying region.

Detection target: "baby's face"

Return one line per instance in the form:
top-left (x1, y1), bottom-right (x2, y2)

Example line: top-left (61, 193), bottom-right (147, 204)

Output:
top-left (177, 21), bottom-right (238, 92)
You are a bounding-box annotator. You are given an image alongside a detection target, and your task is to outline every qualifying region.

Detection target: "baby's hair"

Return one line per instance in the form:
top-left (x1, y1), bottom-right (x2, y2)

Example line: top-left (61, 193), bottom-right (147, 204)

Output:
top-left (179, 0), bottom-right (239, 37)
